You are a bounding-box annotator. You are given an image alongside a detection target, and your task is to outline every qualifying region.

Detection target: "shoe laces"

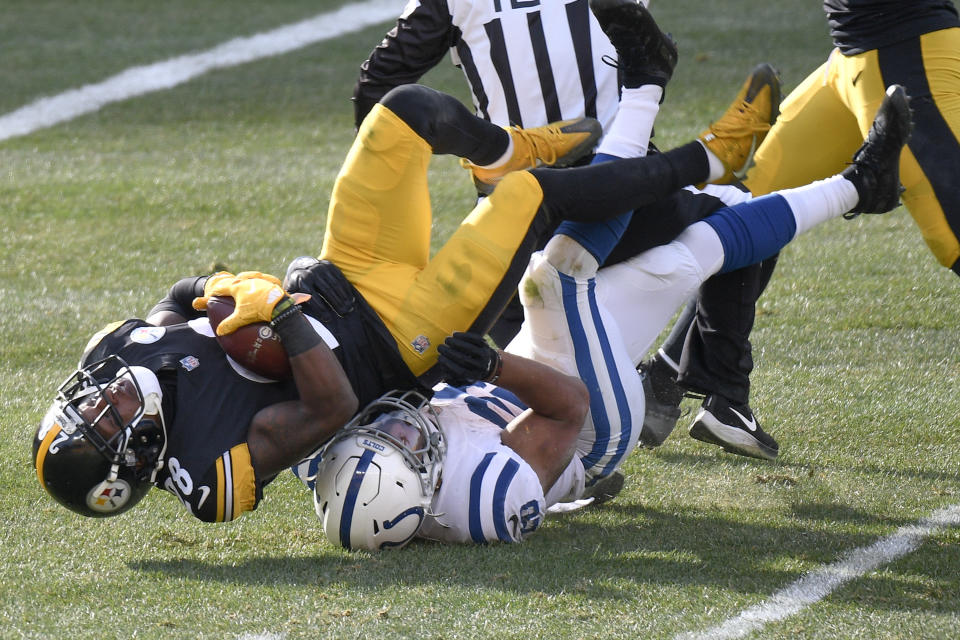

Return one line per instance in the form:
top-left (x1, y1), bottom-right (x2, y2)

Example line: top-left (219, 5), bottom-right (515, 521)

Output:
top-left (600, 53), bottom-right (621, 72)
top-left (711, 99), bottom-right (771, 138)
top-left (510, 124), bottom-right (565, 167)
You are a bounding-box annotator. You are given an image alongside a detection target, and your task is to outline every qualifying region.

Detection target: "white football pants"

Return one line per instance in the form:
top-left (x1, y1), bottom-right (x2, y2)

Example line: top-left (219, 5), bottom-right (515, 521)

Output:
top-left (507, 229), bottom-right (712, 501)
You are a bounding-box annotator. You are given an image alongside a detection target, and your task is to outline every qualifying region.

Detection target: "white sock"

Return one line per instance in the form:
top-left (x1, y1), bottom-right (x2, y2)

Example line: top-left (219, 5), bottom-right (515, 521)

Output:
top-left (676, 220), bottom-right (726, 276)
top-left (697, 139), bottom-right (727, 182)
top-left (780, 174), bottom-right (860, 236)
top-left (597, 85), bottom-right (662, 159)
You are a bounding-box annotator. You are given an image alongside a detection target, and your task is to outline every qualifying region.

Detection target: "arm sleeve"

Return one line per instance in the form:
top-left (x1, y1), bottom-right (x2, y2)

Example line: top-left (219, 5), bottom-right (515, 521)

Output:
top-left (352, 0), bottom-right (459, 128)
top-left (168, 443), bottom-right (261, 523)
top-left (148, 275), bottom-right (209, 320)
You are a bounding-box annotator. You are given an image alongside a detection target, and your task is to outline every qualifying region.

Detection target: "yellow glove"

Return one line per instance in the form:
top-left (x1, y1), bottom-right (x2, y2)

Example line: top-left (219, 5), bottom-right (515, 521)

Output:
top-left (192, 271), bottom-right (236, 311)
top-left (192, 271), bottom-right (284, 311)
top-left (234, 271), bottom-right (282, 287)
top-left (214, 276), bottom-right (291, 336)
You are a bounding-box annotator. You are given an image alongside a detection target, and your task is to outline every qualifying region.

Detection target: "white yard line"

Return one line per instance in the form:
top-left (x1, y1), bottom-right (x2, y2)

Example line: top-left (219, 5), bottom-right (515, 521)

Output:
top-left (0, 0), bottom-right (399, 143)
top-left (9, 7), bottom-right (958, 639)
top-left (677, 503), bottom-right (960, 640)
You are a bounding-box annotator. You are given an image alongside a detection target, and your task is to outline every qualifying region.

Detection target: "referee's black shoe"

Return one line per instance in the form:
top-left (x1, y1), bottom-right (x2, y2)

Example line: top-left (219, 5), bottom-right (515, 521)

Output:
top-left (589, 0), bottom-right (678, 89)
top-left (842, 84), bottom-right (914, 217)
top-left (689, 394), bottom-right (779, 461)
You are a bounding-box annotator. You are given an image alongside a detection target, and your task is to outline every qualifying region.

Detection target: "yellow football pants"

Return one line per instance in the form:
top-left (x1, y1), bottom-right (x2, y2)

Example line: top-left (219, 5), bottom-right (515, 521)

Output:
top-left (320, 103), bottom-right (546, 375)
top-left (745, 27), bottom-right (960, 272)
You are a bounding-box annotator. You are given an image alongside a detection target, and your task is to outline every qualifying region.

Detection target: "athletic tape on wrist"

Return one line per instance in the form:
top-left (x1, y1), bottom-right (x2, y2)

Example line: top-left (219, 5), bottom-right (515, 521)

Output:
top-left (485, 350), bottom-right (503, 385)
top-left (270, 305), bottom-right (321, 357)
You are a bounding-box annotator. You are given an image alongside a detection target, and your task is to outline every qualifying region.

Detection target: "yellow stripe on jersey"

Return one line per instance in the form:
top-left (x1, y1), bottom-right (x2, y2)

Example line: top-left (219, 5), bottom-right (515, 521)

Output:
top-left (214, 444), bottom-right (257, 522)
top-left (215, 455), bottom-right (226, 522)
top-left (228, 444), bottom-right (257, 518)
top-left (80, 321), bottom-right (125, 362)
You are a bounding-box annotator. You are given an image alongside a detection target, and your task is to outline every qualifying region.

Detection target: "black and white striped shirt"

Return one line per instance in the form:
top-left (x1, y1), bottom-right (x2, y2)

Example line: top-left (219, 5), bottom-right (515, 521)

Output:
top-left (353, 0), bottom-right (620, 131)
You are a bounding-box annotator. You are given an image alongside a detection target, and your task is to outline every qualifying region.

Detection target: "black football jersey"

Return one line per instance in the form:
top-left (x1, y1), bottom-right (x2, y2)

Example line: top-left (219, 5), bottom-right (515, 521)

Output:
top-left (81, 318), bottom-right (298, 522)
top-left (824, 0), bottom-right (959, 54)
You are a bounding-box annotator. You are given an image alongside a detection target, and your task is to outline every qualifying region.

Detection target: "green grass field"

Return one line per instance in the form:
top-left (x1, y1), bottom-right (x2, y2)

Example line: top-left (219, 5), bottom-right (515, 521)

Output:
top-left (2, 1), bottom-right (958, 638)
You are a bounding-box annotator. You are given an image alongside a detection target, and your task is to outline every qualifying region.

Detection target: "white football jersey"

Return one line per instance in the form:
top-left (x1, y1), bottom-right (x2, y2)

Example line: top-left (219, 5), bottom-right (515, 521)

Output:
top-left (418, 383), bottom-right (552, 544)
top-left (290, 380), bottom-right (583, 545)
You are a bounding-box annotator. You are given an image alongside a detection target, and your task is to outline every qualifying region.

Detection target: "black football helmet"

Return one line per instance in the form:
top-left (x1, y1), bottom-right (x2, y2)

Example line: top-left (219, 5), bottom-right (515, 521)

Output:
top-left (33, 355), bottom-right (167, 517)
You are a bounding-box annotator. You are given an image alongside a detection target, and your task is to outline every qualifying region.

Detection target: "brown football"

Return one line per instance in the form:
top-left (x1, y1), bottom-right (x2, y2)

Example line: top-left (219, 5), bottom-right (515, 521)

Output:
top-left (205, 296), bottom-right (291, 380)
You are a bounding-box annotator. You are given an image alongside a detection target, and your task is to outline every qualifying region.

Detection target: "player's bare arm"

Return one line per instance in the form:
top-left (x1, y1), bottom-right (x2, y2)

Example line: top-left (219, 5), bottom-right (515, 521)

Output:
top-left (195, 273), bottom-right (360, 480)
top-left (436, 332), bottom-right (588, 490)
top-left (247, 337), bottom-right (357, 480)
top-left (496, 351), bottom-right (589, 491)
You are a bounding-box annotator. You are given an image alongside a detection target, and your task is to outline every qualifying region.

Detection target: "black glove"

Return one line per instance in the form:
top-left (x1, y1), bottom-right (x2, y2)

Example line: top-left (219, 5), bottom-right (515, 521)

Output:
top-left (436, 332), bottom-right (502, 387)
top-left (283, 259), bottom-right (356, 316)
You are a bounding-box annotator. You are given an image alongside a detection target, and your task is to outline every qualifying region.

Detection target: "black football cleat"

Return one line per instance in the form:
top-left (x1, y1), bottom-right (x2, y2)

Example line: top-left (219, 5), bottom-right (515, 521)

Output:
top-left (842, 84), bottom-right (914, 218)
top-left (637, 356), bottom-right (684, 447)
top-left (689, 394), bottom-right (779, 461)
top-left (589, 0), bottom-right (678, 89)
top-left (583, 470), bottom-right (626, 505)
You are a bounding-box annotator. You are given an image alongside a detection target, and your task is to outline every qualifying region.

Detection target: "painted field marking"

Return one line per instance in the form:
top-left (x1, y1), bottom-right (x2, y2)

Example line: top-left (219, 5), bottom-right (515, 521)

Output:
top-left (0, 0), bottom-right (399, 143)
top-left (9, 5), bottom-right (958, 639)
top-left (677, 503), bottom-right (960, 639)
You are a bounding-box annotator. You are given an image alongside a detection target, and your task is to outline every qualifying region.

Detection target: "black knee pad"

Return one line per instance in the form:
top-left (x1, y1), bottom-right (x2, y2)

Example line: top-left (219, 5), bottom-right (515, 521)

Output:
top-left (380, 85), bottom-right (447, 138)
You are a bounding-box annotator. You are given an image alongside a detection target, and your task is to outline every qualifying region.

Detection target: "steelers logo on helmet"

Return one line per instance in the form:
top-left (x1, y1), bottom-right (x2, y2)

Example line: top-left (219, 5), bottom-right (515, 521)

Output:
top-left (86, 478), bottom-right (135, 514)
top-left (32, 355), bottom-right (167, 518)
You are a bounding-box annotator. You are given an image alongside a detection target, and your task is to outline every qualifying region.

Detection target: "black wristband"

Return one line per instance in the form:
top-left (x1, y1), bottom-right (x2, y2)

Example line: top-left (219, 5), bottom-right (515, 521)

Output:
top-left (270, 306), bottom-right (322, 358)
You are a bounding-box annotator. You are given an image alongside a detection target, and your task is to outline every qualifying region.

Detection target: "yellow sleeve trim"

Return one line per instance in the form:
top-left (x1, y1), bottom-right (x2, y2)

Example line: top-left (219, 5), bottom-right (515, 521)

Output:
top-left (229, 443), bottom-right (258, 518)
top-left (215, 454), bottom-right (226, 521)
top-left (80, 321), bottom-right (125, 362)
top-left (214, 443), bottom-right (258, 522)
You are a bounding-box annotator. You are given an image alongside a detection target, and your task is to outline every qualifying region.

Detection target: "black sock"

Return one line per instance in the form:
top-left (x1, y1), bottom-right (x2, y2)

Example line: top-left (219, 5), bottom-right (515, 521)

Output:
top-left (532, 141), bottom-right (709, 223)
top-left (380, 84), bottom-right (509, 165)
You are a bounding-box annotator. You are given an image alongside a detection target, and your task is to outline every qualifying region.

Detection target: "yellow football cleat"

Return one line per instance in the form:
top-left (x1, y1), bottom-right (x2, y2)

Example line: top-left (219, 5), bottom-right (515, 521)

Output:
top-left (698, 63), bottom-right (781, 184)
top-left (463, 117), bottom-right (602, 195)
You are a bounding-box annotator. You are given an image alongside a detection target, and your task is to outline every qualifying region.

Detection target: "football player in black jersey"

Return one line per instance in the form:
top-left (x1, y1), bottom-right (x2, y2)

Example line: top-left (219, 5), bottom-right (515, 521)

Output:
top-left (647, 0), bottom-right (960, 459)
top-left (353, 0), bottom-right (795, 458)
top-left (33, 273), bottom-right (358, 522)
top-left (34, 74), bottom-right (774, 522)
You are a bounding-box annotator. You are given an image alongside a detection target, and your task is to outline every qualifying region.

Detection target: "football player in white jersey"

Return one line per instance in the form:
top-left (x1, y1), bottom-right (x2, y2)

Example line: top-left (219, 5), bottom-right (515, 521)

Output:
top-left (304, 72), bottom-right (914, 548)
top-left (353, 0), bottom-right (794, 459)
